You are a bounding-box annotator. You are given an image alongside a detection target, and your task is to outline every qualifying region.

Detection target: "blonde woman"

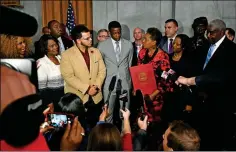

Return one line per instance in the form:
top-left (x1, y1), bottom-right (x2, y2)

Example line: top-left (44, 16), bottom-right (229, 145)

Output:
top-left (0, 34), bottom-right (31, 58)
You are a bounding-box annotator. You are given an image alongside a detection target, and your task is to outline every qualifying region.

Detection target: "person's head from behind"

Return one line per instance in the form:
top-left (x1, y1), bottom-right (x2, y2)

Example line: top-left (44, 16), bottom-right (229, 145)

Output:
top-left (207, 19), bottom-right (226, 44)
top-left (142, 27), bottom-right (162, 50)
top-left (97, 29), bottom-right (109, 42)
top-left (71, 25), bottom-right (92, 48)
top-left (0, 34), bottom-right (31, 58)
top-left (58, 93), bottom-right (85, 119)
top-left (225, 28), bottom-right (235, 41)
top-left (165, 19), bottom-right (178, 38)
top-left (87, 123), bottom-right (122, 151)
top-left (133, 27), bottom-right (145, 41)
top-left (173, 34), bottom-right (190, 53)
top-left (48, 20), bottom-right (62, 38)
top-left (42, 26), bottom-right (50, 35)
top-left (163, 120), bottom-right (200, 151)
top-left (192, 17), bottom-right (208, 36)
top-left (108, 21), bottom-right (121, 41)
top-left (38, 34), bottom-right (59, 58)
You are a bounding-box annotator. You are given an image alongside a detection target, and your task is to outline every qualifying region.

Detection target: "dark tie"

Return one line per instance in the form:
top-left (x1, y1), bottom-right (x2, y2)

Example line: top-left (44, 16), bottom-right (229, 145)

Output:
top-left (168, 39), bottom-right (173, 54)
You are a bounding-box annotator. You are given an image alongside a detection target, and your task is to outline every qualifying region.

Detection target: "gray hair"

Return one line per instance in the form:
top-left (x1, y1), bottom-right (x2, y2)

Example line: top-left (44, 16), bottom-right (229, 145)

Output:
top-left (97, 29), bottom-right (109, 35)
top-left (209, 19), bottom-right (226, 32)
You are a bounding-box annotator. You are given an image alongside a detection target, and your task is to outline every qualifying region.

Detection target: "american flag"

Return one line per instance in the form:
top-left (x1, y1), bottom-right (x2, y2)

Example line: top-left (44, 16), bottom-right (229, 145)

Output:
top-left (66, 1), bottom-right (76, 34)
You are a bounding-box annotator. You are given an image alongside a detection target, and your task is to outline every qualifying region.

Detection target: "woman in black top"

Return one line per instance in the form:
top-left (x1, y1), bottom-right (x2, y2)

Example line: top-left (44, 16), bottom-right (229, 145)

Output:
top-left (162, 34), bottom-right (195, 123)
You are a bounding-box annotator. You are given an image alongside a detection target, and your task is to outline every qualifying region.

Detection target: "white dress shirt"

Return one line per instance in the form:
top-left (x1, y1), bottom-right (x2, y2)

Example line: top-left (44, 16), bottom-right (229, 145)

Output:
top-left (167, 34), bottom-right (177, 51)
top-left (111, 38), bottom-right (121, 52)
top-left (210, 35), bottom-right (225, 57)
top-left (57, 37), bottom-right (66, 54)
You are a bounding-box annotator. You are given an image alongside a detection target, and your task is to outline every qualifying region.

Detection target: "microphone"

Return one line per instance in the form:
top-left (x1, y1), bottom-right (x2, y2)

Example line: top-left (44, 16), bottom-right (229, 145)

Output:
top-left (136, 89), bottom-right (146, 121)
top-left (0, 5), bottom-right (38, 37)
top-left (156, 68), bottom-right (192, 93)
top-left (105, 76), bottom-right (117, 106)
top-left (119, 90), bottom-right (128, 119)
top-left (120, 90), bottom-right (128, 111)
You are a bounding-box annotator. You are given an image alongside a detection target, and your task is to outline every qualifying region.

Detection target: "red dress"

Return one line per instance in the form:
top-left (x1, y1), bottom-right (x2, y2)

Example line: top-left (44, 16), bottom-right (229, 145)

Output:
top-left (138, 48), bottom-right (173, 122)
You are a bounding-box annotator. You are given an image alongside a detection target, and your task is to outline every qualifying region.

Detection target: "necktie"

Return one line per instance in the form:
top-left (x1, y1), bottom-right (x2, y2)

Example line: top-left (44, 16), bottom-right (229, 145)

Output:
top-left (168, 39), bottom-right (173, 54)
top-left (203, 44), bottom-right (216, 69)
top-left (115, 41), bottom-right (121, 62)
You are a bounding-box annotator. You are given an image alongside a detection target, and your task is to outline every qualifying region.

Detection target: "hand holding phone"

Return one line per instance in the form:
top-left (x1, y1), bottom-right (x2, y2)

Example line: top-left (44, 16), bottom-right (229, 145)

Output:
top-left (47, 113), bottom-right (75, 128)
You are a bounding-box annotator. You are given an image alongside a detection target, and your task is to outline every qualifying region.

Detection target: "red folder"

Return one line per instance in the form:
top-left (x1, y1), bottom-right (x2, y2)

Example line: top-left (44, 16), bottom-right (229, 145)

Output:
top-left (129, 64), bottom-right (157, 95)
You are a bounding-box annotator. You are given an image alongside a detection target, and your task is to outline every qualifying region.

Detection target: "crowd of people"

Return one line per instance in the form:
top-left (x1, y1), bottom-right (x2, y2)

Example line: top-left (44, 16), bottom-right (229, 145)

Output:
top-left (1, 5), bottom-right (236, 151)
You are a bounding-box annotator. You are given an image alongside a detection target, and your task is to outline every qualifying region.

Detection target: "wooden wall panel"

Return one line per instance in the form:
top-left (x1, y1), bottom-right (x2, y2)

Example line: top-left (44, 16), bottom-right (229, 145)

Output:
top-left (41, 0), bottom-right (93, 30)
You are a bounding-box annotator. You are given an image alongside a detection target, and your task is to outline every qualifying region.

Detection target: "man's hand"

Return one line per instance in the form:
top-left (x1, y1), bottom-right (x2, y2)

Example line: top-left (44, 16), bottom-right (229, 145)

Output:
top-left (60, 117), bottom-right (84, 151)
top-left (176, 76), bottom-right (196, 86)
top-left (138, 115), bottom-right (148, 131)
top-left (120, 108), bottom-right (130, 120)
top-left (99, 104), bottom-right (109, 121)
top-left (88, 85), bottom-right (98, 96)
top-left (1, 66), bottom-right (36, 113)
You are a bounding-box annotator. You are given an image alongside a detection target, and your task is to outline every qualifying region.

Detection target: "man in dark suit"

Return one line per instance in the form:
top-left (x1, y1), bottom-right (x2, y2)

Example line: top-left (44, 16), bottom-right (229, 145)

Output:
top-left (176, 19), bottom-right (236, 150)
top-left (131, 27), bottom-right (145, 66)
top-left (159, 19), bottom-right (178, 54)
top-left (48, 20), bottom-right (73, 54)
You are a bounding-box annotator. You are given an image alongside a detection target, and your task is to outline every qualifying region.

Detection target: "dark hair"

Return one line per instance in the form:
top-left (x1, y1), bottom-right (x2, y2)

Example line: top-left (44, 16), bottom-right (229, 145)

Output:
top-left (175, 34), bottom-right (190, 51)
top-left (108, 21), bottom-right (121, 31)
top-left (58, 93), bottom-right (85, 118)
top-left (87, 123), bottom-right (122, 151)
top-left (146, 27), bottom-right (163, 46)
top-left (167, 120), bottom-right (200, 151)
top-left (47, 20), bottom-right (59, 29)
top-left (192, 16), bottom-right (208, 29)
top-left (165, 19), bottom-right (178, 27)
top-left (71, 24), bottom-right (90, 42)
top-left (42, 26), bottom-right (49, 32)
top-left (226, 28), bottom-right (235, 37)
top-left (36, 34), bottom-right (59, 59)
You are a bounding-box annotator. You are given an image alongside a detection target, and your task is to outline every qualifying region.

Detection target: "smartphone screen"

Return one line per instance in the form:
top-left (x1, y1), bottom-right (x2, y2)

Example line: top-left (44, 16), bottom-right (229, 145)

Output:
top-left (47, 113), bottom-right (74, 128)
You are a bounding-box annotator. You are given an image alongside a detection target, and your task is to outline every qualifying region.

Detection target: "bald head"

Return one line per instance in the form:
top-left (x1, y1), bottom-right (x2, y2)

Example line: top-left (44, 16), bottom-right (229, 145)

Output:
top-left (133, 27), bottom-right (145, 41)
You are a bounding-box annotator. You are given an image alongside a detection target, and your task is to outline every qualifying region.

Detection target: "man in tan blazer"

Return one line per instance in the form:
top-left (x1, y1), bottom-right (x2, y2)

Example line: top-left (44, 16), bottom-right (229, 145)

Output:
top-left (60, 25), bottom-right (106, 128)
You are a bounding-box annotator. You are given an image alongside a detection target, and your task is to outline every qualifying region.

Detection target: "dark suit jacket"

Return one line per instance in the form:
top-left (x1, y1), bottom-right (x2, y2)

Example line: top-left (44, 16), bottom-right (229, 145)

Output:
top-left (194, 37), bottom-right (236, 150)
top-left (131, 42), bottom-right (138, 66)
top-left (61, 35), bottom-right (73, 50)
top-left (159, 36), bottom-right (168, 54)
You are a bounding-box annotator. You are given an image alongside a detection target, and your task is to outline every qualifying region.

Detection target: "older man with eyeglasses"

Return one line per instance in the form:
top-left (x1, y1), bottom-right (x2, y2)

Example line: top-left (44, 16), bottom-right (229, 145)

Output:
top-left (94, 29), bottom-right (110, 48)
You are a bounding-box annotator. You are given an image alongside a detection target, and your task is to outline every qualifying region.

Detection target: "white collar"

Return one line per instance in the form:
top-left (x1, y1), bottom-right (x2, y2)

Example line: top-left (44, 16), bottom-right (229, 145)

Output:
top-left (168, 34), bottom-right (177, 40)
top-left (213, 35), bottom-right (225, 47)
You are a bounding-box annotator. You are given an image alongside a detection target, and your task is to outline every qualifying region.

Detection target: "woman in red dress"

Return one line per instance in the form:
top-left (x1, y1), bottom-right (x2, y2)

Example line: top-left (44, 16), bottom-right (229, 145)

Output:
top-left (137, 27), bottom-right (173, 123)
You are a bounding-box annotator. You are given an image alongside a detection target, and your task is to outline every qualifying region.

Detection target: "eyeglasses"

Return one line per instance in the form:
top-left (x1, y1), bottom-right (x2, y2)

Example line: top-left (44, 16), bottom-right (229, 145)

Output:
top-left (81, 37), bottom-right (92, 41)
top-left (99, 35), bottom-right (110, 38)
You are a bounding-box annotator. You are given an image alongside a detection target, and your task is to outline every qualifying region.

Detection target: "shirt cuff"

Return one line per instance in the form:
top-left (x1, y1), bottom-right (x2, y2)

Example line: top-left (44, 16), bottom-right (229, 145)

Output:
top-left (96, 121), bottom-right (105, 125)
top-left (195, 76), bottom-right (201, 86)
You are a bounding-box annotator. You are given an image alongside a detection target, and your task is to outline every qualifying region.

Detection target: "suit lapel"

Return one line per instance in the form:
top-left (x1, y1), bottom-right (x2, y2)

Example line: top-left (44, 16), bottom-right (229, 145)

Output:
top-left (118, 39), bottom-right (125, 65)
top-left (73, 47), bottom-right (90, 75)
top-left (88, 48), bottom-right (95, 77)
top-left (204, 39), bottom-right (225, 71)
top-left (108, 38), bottom-right (118, 64)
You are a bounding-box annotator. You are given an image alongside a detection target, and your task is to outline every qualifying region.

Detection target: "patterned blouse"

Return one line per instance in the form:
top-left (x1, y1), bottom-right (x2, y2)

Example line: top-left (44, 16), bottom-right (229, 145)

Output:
top-left (138, 48), bottom-right (173, 122)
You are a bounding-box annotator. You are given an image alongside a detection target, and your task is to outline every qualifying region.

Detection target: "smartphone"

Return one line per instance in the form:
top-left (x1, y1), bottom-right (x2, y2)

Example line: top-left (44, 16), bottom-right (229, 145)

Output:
top-left (47, 113), bottom-right (75, 128)
top-left (0, 58), bottom-right (38, 91)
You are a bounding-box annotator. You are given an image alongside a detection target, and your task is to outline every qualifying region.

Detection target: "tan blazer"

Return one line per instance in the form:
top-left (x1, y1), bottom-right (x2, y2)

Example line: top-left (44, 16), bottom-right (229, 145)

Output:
top-left (60, 45), bottom-right (106, 104)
